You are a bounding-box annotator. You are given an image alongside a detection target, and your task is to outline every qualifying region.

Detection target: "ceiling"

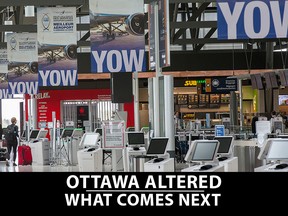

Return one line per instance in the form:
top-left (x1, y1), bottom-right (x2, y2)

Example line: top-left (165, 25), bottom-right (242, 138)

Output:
top-left (0, 0), bottom-right (287, 78)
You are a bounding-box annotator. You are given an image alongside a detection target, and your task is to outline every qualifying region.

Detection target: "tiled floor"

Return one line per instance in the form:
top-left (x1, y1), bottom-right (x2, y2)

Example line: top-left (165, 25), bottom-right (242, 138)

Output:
top-left (0, 160), bottom-right (187, 172)
top-left (0, 161), bottom-right (80, 172)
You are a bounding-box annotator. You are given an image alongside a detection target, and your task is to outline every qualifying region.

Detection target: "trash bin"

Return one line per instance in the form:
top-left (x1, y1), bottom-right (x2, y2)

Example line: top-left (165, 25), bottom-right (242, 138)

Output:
top-left (233, 144), bottom-right (262, 172)
top-left (133, 156), bottom-right (154, 172)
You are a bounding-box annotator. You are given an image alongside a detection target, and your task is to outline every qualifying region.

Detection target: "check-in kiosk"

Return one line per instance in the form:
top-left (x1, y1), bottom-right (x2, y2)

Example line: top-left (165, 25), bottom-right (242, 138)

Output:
top-left (214, 136), bottom-right (238, 171)
top-left (68, 129), bottom-right (83, 165)
top-left (182, 140), bottom-right (224, 172)
top-left (144, 137), bottom-right (174, 172)
top-left (255, 138), bottom-right (288, 172)
top-left (77, 132), bottom-right (103, 172)
top-left (29, 129), bottom-right (50, 165)
top-left (123, 131), bottom-right (147, 172)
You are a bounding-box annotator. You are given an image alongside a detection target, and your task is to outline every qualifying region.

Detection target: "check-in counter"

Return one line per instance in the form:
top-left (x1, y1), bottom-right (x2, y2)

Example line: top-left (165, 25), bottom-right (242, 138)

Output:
top-left (233, 139), bottom-right (263, 172)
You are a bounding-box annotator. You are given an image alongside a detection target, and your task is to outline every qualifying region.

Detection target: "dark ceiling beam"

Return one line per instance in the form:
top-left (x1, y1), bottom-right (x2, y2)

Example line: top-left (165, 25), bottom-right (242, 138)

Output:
top-left (172, 2), bottom-right (210, 42)
top-left (170, 21), bottom-right (217, 28)
top-left (77, 41), bottom-right (90, 46)
top-left (194, 27), bottom-right (217, 51)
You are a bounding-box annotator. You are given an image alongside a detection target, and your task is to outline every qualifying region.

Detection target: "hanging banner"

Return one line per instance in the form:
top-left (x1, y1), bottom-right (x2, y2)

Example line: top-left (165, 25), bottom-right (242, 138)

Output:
top-left (89, 0), bottom-right (146, 72)
top-left (7, 33), bottom-right (38, 94)
top-left (0, 47), bottom-right (13, 99)
top-left (149, 0), bottom-right (170, 70)
top-left (37, 7), bottom-right (78, 86)
top-left (217, 0), bottom-right (288, 39)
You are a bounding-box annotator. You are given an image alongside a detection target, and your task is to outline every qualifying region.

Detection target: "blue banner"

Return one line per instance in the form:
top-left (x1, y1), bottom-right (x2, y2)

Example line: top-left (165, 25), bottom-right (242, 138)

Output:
top-left (37, 7), bottom-right (78, 86)
top-left (217, 0), bottom-right (288, 39)
top-left (89, 0), bottom-right (146, 72)
top-left (7, 33), bottom-right (39, 94)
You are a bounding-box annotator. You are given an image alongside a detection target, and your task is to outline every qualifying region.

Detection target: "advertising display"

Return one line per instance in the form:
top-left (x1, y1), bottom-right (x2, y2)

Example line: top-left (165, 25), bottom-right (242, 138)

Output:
top-left (0, 48), bottom-right (12, 99)
top-left (37, 7), bottom-right (78, 86)
top-left (217, 0), bottom-right (288, 39)
top-left (89, 0), bottom-right (146, 72)
top-left (6, 33), bottom-right (38, 94)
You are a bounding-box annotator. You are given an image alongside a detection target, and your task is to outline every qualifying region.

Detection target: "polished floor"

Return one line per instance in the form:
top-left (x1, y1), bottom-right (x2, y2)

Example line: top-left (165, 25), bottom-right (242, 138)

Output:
top-left (0, 159), bottom-right (187, 172)
top-left (0, 161), bottom-right (80, 172)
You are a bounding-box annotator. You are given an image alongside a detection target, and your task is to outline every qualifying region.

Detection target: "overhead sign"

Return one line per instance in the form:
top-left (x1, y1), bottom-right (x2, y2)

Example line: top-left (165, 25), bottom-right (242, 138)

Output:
top-left (89, 0), bottom-right (146, 72)
top-left (205, 78), bottom-right (238, 93)
top-left (0, 48), bottom-right (12, 99)
top-left (174, 78), bottom-right (206, 87)
top-left (37, 7), bottom-right (78, 86)
top-left (149, 0), bottom-right (170, 70)
top-left (7, 33), bottom-right (38, 94)
top-left (217, 0), bottom-right (288, 39)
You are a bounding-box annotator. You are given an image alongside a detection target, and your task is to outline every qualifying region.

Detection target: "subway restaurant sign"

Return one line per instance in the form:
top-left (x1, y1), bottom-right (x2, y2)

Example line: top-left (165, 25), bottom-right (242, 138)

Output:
top-left (176, 77), bottom-right (237, 93)
top-left (184, 79), bottom-right (205, 86)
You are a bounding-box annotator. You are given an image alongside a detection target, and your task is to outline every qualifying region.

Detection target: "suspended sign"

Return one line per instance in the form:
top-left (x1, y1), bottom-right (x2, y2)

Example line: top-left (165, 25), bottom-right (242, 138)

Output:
top-left (89, 0), bottom-right (146, 72)
top-left (37, 7), bottom-right (78, 86)
top-left (217, 0), bottom-right (288, 39)
top-left (7, 33), bottom-right (38, 94)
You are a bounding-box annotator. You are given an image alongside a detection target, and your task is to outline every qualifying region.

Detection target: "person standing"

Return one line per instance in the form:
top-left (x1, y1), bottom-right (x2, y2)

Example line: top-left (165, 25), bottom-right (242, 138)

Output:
top-left (5, 117), bottom-right (19, 166)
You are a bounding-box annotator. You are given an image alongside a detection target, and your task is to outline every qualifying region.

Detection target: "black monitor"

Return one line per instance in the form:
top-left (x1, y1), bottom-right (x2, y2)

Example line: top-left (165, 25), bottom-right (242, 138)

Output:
top-left (36, 129), bottom-right (48, 140)
top-left (185, 140), bottom-right (219, 163)
top-left (94, 128), bottom-right (103, 136)
top-left (146, 137), bottom-right (169, 156)
top-left (127, 132), bottom-right (145, 150)
top-left (251, 74), bottom-right (264, 89)
top-left (250, 74), bottom-right (258, 89)
top-left (279, 70), bottom-right (288, 86)
top-left (21, 130), bottom-right (26, 138)
top-left (214, 136), bottom-right (234, 157)
top-left (29, 129), bottom-right (40, 140)
top-left (61, 129), bottom-right (74, 138)
top-left (264, 72), bottom-right (278, 89)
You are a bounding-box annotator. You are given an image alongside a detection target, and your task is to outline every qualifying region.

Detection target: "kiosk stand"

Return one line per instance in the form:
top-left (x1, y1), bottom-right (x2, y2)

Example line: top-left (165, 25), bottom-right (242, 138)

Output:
top-left (77, 132), bottom-right (102, 172)
top-left (29, 129), bottom-right (50, 165)
top-left (255, 138), bottom-right (288, 172)
top-left (144, 137), bottom-right (174, 172)
top-left (181, 140), bottom-right (224, 172)
top-left (214, 136), bottom-right (238, 172)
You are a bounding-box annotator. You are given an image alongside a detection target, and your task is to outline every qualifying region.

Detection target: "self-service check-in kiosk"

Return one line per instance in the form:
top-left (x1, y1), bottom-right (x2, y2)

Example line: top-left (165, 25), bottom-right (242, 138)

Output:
top-left (29, 129), bottom-right (50, 165)
top-left (144, 137), bottom-right (174, 172)
top-left (255, 138), bottom-right (288, 172)
top-left (77, 132), bottom-right (103, 172)
top-left (181, 140), bottom-right (224, 172)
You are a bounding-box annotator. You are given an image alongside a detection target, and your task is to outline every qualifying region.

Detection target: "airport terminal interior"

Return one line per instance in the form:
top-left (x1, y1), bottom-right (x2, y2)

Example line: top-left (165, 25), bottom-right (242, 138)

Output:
top-left (1, 0), bottom-right (288, 172)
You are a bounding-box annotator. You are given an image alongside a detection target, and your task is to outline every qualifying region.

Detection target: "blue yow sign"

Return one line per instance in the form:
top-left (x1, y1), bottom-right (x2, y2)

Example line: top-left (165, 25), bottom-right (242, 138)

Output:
top-left (217, 0), bottom-right (288, 39)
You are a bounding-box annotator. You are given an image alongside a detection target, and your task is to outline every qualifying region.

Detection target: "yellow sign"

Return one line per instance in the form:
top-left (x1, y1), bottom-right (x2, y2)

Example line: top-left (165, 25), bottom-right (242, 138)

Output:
top-left (184, 80), bottom-right (197, 86)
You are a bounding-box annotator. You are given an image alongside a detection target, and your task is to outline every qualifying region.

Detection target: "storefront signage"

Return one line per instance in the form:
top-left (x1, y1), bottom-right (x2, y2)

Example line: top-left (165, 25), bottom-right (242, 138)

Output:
top-left (205, 78), bottom-right (237, 93)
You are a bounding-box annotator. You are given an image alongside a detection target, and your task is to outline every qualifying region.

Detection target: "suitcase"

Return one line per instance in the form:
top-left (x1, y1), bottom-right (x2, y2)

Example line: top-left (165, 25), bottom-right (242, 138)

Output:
top-left (0, 148), bottom-right (7, 161)
top-left (18, 145), bottom-right (32, 165)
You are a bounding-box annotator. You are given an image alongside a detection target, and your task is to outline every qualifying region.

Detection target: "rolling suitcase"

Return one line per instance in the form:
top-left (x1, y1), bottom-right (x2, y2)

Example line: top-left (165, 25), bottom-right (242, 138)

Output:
top-left (18, 145), bottom-right (32, 165)
top-left (0, 148), bottom-right (7, 161)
